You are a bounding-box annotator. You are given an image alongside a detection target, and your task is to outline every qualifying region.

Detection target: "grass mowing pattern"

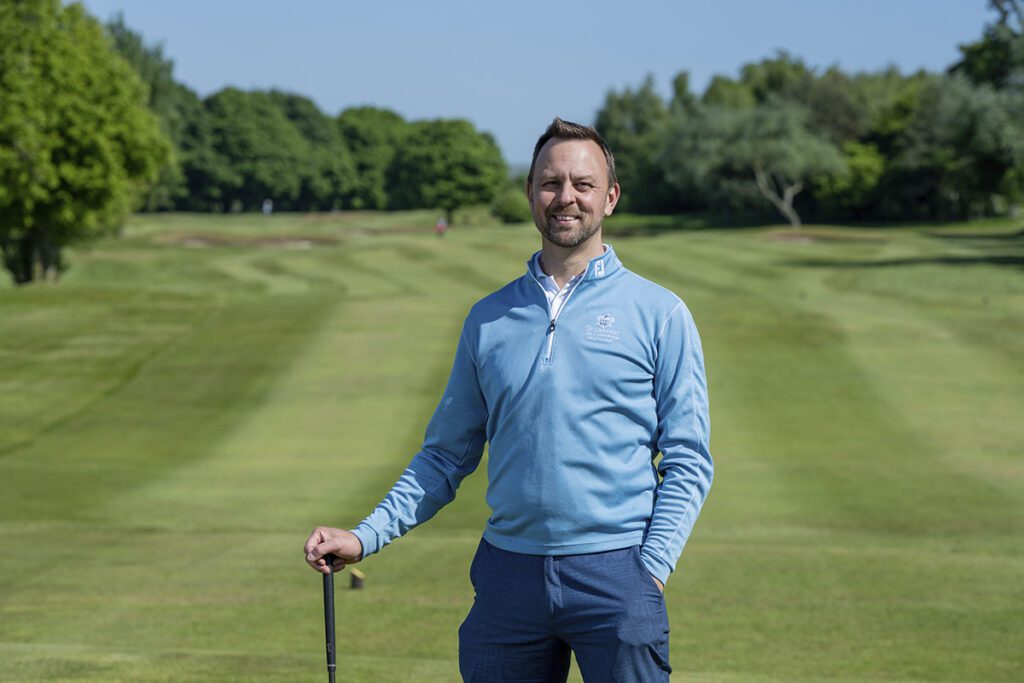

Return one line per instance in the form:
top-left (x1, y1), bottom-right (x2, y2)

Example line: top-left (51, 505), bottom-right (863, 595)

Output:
top-left (0, 213), bottom-right (1022, 681)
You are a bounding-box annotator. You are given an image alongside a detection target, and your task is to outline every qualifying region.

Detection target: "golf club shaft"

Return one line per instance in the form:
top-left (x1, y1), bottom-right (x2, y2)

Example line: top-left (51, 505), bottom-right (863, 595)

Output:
top-left (323, 554), bottom-right (336, 683)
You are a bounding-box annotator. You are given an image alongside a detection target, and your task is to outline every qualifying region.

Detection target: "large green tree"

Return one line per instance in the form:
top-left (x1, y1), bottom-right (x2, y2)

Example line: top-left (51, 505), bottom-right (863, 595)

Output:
top-left (202, 88), bottom-right (309, 212)
top-left (886, 75), bottom-right (1024, 219)
top-left (814, 141), bottom-right (887, 220)
top-left (388, 119), bottom-right (506, 224)
top-left (267, 91), bottom-right (355, 211)
top-left (337, 107), bottom-right (408, 210)
top-left (661, 103), bottom-right (844, 228)
top-left (0, 0), bottom-right (169, 284)
top-left (105, 13), bottom-right (191, 211)
top-left (594, 75), bottom-right (672, 212)
top-left (704, 54), bottom-right (869, 144)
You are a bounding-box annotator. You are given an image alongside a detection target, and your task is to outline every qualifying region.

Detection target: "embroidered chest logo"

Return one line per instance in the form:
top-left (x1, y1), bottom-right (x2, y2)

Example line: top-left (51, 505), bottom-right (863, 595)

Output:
top-left (585, 313), bottom-right (620, 343)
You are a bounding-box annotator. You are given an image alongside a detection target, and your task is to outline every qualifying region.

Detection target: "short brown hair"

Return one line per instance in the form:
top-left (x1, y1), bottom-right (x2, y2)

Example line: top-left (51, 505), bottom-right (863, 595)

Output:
top-left (527, 117), bottom-right (617, 187)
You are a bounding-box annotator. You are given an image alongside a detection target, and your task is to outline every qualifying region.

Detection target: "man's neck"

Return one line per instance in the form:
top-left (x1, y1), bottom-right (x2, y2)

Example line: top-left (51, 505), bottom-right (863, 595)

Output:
top-left (539, 235), bottom-right (605, 288)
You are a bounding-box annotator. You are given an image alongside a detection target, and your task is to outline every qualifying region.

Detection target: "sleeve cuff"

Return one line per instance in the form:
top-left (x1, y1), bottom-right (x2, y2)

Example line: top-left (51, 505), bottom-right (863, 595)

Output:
top-left (351, 523), bottom-right (378, 559)
top-left (639, 548), bottom-right (673, 586)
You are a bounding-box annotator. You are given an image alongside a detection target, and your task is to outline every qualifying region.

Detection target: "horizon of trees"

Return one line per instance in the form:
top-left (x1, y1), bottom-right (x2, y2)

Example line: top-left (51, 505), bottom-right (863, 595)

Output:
top-left (106, 13), bottom-right (506, 221)
top-left (2, 0), bottom-right (1022, 284)
top-left (595, 0), bottom-right (1024, 226)
top-left (109, 0), bottom-right (1020, 229)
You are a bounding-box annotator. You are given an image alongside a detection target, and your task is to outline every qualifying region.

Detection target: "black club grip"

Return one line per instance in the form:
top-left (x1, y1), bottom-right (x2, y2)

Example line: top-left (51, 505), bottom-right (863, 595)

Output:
top-left (322, 554), bottom-right (336, 682)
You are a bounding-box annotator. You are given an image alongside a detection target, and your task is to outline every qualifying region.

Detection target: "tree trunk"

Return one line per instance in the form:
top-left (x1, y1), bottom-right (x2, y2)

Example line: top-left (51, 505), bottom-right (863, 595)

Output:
top-left (445, 207), bottom-right (454, 226)
top-left (0, 226), bottom-right (60, 285)
top-left (0, 234), bottom-right (14, 285)
top-left (754, 168), bottom-right (803, 229)
top-left (3, 232), bottom-right (37, 284)
top-left (37, 226), bottom-right (61, 282)
top-left (30, 227), bottom-right (45, 283)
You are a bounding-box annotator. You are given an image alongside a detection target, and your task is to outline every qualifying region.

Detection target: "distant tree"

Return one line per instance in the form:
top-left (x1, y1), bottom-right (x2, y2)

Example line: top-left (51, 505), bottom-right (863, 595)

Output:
top-left (707, 55), bottom-right (868, 144)
top-left (337, 107), bottom-right (408, 210)
top-left (850, 68), bottom-right (928, 146)
top-left (491, 174), bottom-right (532, 224)
top-left (738, 51), bottom-right (816, 103)
top-left (203, 88), bottom-right (308, 211)
top-left (267, 91), bottom-right (355, 210)
top-left (658, 106), bottom-right (749, 217)
top-left (702, 75), bottom-right (757, 109)
top-left (815, 141), bottom-right (887, 219)
top-left (594, 75), bottom-right (676, 212)
top-left (887, 75), bottom-right (1024, 219)
top-left (389, 119), bottom-right (506, 224)
top-left (799, 67), bottom-right (869, 143)
top-left (951, 0), bottom-right (1023, 90)
top-left (174, 84), bottom-right (234, 212)
top-left (105, 13), bottom-right (186, 210)
top-left (735, 104), bottom-right (845, 228)
top-left (669, 71), bottom-right (699, 114)
top-left (661, 103), bottom-right (844, 228)
top-left (0, 0), bottom-right (169, 284)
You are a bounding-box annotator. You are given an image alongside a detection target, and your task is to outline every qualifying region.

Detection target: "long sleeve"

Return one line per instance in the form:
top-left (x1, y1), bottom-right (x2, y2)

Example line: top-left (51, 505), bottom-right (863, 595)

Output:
top-left (352, 323), bottom-right (488, 558)
top-left (640, 302), bottom-right (713, 585)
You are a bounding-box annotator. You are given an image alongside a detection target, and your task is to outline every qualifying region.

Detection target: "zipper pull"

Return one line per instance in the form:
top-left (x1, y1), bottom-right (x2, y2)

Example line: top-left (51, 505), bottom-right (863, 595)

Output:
top-left (548, 320), bottom-right (556, 333)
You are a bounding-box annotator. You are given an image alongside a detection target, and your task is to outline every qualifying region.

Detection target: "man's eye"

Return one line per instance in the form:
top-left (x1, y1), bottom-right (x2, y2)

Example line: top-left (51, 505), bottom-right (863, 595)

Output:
top-left (576, 183), bottom-right (594, 190)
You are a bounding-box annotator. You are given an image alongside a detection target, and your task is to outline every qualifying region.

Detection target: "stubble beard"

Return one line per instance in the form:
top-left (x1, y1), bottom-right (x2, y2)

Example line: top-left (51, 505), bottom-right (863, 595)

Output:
top-left (537, 216), bottom-right (603, 249)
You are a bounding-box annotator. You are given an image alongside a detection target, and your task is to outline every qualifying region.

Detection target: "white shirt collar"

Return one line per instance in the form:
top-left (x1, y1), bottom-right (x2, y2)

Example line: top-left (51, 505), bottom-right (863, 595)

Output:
top-left (529, 244), bottom-right (609, 288)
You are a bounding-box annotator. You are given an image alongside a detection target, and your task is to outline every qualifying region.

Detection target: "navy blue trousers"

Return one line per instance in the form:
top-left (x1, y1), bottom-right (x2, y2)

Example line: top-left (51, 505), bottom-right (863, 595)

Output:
top-left (458, 539), bottom-right (671, 682)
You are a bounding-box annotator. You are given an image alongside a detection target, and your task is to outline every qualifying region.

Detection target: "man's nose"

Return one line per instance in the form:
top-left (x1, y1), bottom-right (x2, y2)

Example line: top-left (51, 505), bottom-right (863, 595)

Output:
top-left (556, 182), bottom-right (576, 205)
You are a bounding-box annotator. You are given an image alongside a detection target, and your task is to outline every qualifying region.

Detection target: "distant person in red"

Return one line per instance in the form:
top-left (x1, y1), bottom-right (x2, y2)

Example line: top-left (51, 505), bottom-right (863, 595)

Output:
top-left (435, 216), bottom-right (448, 238)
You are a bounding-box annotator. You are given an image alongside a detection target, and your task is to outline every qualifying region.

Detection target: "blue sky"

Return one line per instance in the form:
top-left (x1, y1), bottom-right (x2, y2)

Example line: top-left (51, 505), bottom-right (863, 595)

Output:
top-left (80, 0), bottom-right (993, 165)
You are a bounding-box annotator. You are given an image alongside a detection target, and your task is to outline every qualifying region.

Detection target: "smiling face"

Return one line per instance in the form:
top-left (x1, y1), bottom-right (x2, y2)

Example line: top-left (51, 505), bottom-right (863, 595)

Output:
top-left (527, 138), bottom-right (620, 250)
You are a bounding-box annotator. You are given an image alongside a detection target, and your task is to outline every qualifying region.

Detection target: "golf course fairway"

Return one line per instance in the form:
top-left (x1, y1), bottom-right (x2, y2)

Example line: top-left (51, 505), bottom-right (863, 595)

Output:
top-left (1, 211), bottom-right (1021, 682)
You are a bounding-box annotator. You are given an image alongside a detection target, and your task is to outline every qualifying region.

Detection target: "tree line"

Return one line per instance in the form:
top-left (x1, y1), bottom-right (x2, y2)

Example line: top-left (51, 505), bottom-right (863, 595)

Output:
top-left (595, 0), bottom-right (1024, 227)
top-left (0, 1), bottom-right (506, 284)
top-left (105, 16), bottom-right (507, 218)
top-left (1, 0), bottom-right (1021, 284)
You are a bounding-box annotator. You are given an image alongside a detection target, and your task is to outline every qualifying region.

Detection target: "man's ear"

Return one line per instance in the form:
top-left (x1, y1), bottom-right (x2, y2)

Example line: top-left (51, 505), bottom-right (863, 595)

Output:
top-left (604, 182), bottom-right (621, 216)
top-left (525, 179), bottom-right (534, 208)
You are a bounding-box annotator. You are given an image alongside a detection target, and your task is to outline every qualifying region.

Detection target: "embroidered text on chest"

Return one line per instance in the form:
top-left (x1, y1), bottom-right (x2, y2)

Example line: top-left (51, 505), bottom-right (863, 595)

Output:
top-left (585, 313), bottom-right (620, 343)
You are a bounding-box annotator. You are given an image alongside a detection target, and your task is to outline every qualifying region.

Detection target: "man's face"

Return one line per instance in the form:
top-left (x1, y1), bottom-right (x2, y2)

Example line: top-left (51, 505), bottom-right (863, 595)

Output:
top-left (527, 139), bottom-right (620, 250)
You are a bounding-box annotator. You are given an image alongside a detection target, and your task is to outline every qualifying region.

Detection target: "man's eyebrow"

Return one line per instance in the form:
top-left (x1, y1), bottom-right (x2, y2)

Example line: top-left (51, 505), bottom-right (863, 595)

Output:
top-left (536, 173), bottom-right (599, 183)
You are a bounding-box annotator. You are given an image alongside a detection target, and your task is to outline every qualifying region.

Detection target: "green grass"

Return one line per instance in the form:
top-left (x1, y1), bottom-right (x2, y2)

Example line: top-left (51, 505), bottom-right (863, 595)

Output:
top-left (1, 212), bottom-right (1022, 682)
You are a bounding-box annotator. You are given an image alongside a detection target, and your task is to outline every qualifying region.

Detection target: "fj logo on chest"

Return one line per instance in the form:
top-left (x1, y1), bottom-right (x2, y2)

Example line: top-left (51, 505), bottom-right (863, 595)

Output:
top-left (585, 313), bottom-right (620, 343)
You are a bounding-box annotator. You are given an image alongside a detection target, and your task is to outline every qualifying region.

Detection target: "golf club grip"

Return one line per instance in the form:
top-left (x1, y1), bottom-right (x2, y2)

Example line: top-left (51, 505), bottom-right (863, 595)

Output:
top-left (323, 554), bottom-right (336, 677)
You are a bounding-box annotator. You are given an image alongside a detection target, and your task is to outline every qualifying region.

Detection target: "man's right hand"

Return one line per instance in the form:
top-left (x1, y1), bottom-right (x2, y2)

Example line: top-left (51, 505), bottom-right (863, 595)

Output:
top-left (304, 526), bottom-right (364, 576)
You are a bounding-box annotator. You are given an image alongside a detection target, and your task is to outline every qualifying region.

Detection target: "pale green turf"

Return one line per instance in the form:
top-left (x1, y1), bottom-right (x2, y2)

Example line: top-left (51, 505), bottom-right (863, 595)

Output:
top-left (1, 212), bottom-right (1022, 682)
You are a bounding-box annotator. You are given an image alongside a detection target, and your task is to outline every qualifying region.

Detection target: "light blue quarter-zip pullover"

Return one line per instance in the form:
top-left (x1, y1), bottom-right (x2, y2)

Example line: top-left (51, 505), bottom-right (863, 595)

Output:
top-left (352, 246), bottom-right (713, 584)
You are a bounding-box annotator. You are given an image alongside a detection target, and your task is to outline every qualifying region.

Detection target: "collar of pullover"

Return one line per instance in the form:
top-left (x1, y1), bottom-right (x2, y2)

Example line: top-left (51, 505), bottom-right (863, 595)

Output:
top-left (526, 244), bottom-right (622, 284)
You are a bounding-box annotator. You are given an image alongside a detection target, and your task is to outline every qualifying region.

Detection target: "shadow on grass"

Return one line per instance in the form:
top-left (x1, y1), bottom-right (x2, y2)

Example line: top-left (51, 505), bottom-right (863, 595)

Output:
top-left (782, 223), bottom-right (1024, 271)
top-left (924, 227), bottom-right (1024, 243)
top-left (785, 255), bottom-right (1024, 270)
top-left (602, 212), bottom-right (775, 237)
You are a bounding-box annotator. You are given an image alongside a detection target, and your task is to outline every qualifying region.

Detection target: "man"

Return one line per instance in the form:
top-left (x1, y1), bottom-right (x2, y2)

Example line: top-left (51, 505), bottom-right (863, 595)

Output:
top-left (305, 118), bottom-right (713, 682)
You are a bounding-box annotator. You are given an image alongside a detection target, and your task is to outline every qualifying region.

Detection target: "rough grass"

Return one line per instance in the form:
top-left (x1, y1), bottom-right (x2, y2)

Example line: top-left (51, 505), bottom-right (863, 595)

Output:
top-left (0, 212), bottom-right (1021, 682)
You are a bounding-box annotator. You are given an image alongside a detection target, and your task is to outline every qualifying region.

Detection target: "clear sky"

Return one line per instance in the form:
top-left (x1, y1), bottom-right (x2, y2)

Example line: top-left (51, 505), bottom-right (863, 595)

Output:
top-left (80, 0), bottom-right (993, 166)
